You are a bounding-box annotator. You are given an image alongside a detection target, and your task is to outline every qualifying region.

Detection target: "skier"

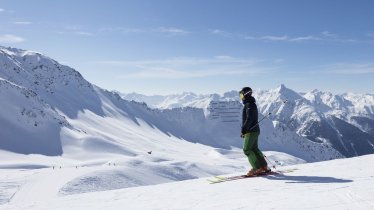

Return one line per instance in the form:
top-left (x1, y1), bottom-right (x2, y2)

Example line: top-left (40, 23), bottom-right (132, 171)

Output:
top-left (239, 87), bottom-right (269, 176)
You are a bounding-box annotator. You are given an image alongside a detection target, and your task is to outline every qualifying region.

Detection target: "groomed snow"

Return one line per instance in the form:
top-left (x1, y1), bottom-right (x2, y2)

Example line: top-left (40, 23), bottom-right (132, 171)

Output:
top-left (1, 155), bottom-right (373, 210)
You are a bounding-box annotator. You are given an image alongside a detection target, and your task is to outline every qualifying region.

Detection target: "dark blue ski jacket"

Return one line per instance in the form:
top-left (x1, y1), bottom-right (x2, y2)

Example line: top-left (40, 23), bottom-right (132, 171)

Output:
top-left (241, 96), bottom-right (260, 134)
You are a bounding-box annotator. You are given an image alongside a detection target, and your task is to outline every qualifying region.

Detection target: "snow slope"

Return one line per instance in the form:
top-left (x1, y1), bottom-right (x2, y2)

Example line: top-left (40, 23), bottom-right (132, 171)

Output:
top-left (0, 149), bottom-right (304, 205)
top-left (1, 154), bottom-right (373, 210)
top-left (0, 79), bottom-right (67, 155)
top-left (0, 46), bottom-right (342, 162)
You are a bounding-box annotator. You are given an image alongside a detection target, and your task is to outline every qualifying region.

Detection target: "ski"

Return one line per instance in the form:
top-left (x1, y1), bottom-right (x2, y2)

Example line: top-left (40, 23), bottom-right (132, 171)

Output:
top-left (207, 172), bottom-right (273, 184)
top-left (207, 168), bottom-right (298, 184)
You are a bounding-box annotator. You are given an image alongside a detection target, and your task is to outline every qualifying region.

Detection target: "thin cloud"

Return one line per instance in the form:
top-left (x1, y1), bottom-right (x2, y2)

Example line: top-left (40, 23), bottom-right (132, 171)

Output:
top-left (218, 30), bottom-right (372, 44)
top-left (75, 31), bottom-right (94, 36)
top-left (125, 68), bottom-right (245, 79)
top-left (96, 56), bottom-right (270, 79)
top-left (13, 21), bottom-right (33, 25)
top-left (55, 25), bottom-right (95, 36)
top-left (97, 57), bottom-right (259, 67)
top-left (0, 34), bottom-right (25, 43)
top-left (209, 29), bottom-right (234, 38)
top-left (123, 28), bottom-right (146, 33)
top-left (324, 63), bottom-right (374, 74)
top-left (289, 36), bottom-right (320, 42)
top-left (260, 35), bottom-right (289, 41)
top-left (99, 27), bottom-right (145, 33)
top-left (214, 55), bottom-right (234, 60)
top-left (321, 31), bottom-right (337, 37)
top-left (56, 31), bottom-right (94, 36)
top-left (245, 35), bottom-right (320, 42)
top-left (99, 26), bottom-right (190, 36)
top-left (209, 29), bottom-right (226, 35)
top-left (0, 8), bottom-right (4, 12)
top-left (320, 32), bottom-right (362, 43)
top-left (155, 27), bottom-right (190, 36)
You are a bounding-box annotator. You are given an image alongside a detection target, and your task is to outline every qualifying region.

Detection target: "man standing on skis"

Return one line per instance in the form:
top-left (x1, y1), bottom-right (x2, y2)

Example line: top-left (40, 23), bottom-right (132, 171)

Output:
top-left (239, 87), bottom-right (269, 176)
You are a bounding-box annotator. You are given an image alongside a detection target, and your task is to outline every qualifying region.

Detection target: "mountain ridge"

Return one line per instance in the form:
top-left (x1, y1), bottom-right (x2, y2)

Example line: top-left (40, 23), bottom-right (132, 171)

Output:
top-left (1, 46), bottom-right (371, 162)
top-left (119, 84), bottom-right (374, 158)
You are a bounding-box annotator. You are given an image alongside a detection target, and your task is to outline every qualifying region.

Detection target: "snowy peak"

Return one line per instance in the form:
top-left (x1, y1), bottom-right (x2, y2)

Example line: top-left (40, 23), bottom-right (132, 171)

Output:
top-left (0, 46), bottom-right (103, 119)
top-left (0, 46), bottom-right (91, 95)
top-left (275, 83), bottom-right (288, 93)
top-left (303, 89), bottom-right (347, 111)
top-left (271, 84), bottom-right (303, 101)
top-left (119, 84), bottom-right (304, 111)
top-left (121, 84), bottom-right (374, 158)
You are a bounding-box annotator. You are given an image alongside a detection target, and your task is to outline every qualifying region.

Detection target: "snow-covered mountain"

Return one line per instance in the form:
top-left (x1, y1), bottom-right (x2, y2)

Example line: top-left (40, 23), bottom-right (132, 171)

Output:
top-left (120, 91), bottom-right (238, 110)
top-left (1, 47), bottom-right (219, 159)
top-left (258, 85), bottom-right (374, 158)
top-left (1, 46), bottom-right (373, 209)
top-left (0, 46), bottom-right (343, 163)
top-left (121, 85), bottom-right (374, 159)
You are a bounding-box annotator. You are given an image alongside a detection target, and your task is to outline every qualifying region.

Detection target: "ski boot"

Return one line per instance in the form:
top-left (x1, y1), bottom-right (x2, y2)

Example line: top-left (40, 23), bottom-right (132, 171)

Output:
top-left (262, 166), bottom-right (271, 173)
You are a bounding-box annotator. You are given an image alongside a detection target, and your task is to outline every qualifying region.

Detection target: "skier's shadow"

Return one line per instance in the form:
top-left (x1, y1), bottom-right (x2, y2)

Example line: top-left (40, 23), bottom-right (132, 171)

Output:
top-left (264, 173), bottom-right (353, 184)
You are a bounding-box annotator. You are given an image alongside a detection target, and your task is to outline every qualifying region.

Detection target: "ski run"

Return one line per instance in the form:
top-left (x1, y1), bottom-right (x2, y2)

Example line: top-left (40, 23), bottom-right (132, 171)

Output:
top-left (1, 154), bottom-right (373, 210)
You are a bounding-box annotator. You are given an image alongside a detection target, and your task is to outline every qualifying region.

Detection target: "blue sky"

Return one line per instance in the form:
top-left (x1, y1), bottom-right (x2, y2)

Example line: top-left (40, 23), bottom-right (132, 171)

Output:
top-left (1, 0), bottom-right (373, 95)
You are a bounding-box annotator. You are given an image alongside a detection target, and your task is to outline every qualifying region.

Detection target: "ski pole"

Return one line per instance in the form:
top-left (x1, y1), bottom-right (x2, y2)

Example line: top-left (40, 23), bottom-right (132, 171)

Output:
top-left (249, 112), bottom-right (271, 130)
top-left (264, 154), bottom-right (277, 170)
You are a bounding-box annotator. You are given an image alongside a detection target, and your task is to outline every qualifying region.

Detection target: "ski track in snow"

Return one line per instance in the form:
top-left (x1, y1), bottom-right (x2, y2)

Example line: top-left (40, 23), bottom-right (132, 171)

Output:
top-left (9, 167), bottom-right (100, 203)
top-left (0, 155), bottom-right (373, 210)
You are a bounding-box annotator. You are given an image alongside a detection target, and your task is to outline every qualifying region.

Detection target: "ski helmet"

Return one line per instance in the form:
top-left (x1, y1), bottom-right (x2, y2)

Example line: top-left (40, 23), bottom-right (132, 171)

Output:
top-left (239, 87), bottom-right (252, 100)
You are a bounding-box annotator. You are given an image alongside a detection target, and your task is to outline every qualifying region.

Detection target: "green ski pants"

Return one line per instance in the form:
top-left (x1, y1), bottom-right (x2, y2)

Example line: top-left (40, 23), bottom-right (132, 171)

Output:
top-left (243, 132), bottom-right (267, 170)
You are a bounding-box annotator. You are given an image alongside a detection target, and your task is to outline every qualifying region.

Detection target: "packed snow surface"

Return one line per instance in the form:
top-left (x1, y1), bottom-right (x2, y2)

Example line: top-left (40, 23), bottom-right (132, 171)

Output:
top-left (0, 154), bottom-right (373, 210)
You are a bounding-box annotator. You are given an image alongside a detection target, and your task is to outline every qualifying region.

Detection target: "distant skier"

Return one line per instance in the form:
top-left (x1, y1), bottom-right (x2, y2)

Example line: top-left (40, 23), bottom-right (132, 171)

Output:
top-left (239, 87), bottom-right (269, 176)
